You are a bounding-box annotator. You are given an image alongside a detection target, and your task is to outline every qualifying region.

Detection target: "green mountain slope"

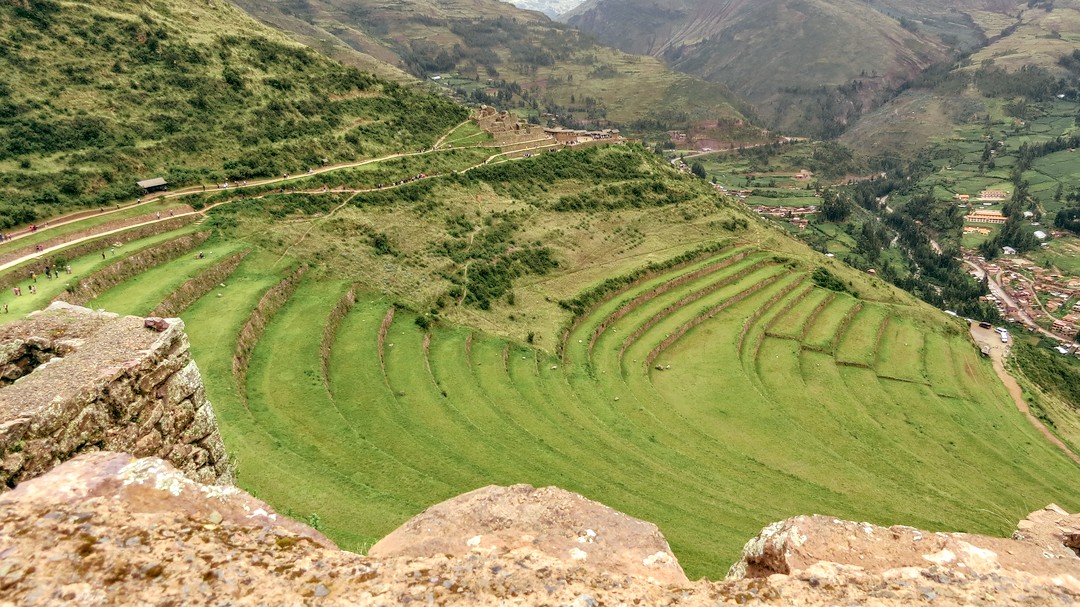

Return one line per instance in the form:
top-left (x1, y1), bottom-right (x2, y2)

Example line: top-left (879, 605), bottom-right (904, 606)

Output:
top-left (0, 0), bottom-right (466, 225)
top-left (229, 0), bottom-right (755, 131)
top-left (843, 0), bottom-right (1080, 155)
top-left (562, 0), bottom-right (1005, 135)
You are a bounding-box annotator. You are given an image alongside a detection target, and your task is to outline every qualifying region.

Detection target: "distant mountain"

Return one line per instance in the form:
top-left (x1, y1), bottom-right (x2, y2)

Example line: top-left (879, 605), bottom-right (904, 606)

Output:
top-left (501, 0), bottom-right (588, 18)
top-left (842, 0), bottom-right (1080, 155)
top-left (231, 0), bottom-right (756, 133)
top-left (562, 0), bottom-right (1011, 136)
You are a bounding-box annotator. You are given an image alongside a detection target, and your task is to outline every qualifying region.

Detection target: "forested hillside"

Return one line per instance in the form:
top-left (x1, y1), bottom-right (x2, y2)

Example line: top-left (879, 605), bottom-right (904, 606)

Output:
top-left (0, 0), bottom-right (466, 226)
top-left (562, 0), bottom-right (1000, 136)
top-left (844, 0), bottom-right (1080, 154)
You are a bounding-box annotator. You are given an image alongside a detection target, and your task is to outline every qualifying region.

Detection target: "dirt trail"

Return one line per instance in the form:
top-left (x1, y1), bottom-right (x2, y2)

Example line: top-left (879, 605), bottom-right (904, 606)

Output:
top-left (971, 324), bottom-right (1080, 466)
top-left (0, 141), bottom-right (514, 276)
top-left (433, 120), bottom-right (470, 148)
top-left (991, 356), bottom-right (1080, 465)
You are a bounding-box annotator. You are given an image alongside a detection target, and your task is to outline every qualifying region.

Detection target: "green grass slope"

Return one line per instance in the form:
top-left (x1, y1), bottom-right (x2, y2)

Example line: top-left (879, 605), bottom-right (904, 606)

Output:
top-left (63, 145), bottom-right (1080, 580)
top-left (0, 0), bottom-right (466, 225)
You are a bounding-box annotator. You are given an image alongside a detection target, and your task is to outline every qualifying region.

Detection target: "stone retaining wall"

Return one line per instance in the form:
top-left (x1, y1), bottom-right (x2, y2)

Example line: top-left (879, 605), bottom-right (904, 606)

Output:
top-left (0, 302), bottom-right (232, 489)
top-left (0, 216), bottom-right (197, 292)
top-left (55, 231), bottom-right (212, 306)
top-left (232, 266), bottom-right (307, 398)
top-left (150, 250), bottom-right (249, 317)
top-left (320, 285), bottom-right (356, 394)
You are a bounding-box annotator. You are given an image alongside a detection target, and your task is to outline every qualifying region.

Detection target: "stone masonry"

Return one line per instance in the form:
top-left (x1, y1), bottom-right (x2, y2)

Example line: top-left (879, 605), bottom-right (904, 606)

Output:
top-left (0, 302), bottom-right (231, 489)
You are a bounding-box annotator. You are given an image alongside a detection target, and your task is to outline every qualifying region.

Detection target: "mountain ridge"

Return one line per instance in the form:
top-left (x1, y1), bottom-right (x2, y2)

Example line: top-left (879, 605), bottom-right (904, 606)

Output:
top-left (562, 0), bottom-right (1009, 135)
top-left (228, 0), bottom-right (756, 131)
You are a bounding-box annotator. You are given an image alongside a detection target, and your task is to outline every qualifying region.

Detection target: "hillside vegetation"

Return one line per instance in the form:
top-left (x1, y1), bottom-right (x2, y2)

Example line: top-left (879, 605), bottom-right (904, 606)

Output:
top-left (0, 0), bottom-right (466, 226)
top-left (230, 0), bottom-right (753, 132)
top-left (845, 0), bottom-right (1080, 154)
top-left (2, 0), bottom-right (1079, 584)
top-left (563, 0), bottom-right (980, 136)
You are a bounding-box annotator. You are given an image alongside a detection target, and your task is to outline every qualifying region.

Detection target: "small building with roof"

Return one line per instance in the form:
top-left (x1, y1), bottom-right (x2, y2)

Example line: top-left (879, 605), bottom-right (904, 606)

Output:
top-left (136, 177), bottom-right (168, 192)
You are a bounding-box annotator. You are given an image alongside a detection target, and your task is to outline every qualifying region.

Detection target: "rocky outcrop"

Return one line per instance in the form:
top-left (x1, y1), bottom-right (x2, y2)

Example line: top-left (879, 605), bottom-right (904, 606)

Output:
top-left (728, 509), bottom-right (1080, 581)
top-left (2, 451), bottom-right (1079, 605)
top-left (0, 302), bottom-right (231, 489)
top-left (369, 483), bottom-right (689, 585)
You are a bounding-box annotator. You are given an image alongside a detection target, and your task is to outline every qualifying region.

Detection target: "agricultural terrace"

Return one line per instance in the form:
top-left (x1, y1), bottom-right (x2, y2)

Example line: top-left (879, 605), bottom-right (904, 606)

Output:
top-left (1, 134), bottom-right (1076, 579)
top-left (52, 230), bottom-right (1080, 580)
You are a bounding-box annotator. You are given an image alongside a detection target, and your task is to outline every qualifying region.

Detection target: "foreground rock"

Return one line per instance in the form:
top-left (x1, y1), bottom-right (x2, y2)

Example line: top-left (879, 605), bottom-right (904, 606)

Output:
top-left (0, 302), bottom-right (231, 488)
top-left (2, 452), bottom-right (1080, 606)
top-left (729, 509), bottom-right (1080, 580)
top-left (369, 483), bottom-right (688, 584)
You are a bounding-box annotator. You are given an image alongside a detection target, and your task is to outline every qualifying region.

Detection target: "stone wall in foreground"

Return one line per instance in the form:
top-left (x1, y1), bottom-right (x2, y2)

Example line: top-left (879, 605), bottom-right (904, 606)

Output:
top-left (0, 302), bottom-right (231, 489)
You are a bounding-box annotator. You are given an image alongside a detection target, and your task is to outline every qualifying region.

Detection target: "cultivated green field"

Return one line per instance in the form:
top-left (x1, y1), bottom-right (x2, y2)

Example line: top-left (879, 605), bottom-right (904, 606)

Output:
top-left (68, 236), bottom-right (1080, 580)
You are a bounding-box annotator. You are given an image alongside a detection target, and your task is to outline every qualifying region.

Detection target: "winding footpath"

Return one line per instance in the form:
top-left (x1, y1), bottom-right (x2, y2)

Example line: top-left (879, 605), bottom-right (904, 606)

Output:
top-left (0, 130), bottom-right (558, 276)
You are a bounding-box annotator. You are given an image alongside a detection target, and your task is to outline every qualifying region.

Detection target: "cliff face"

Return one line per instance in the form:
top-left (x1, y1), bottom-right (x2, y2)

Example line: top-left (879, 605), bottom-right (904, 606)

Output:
top-left (0, 305), bottom-right (1078, 605)
top-left (0, 302), bottom-right (232, 489)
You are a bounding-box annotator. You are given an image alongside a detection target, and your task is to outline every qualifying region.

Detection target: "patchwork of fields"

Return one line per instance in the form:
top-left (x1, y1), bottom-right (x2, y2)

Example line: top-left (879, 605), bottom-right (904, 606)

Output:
top-left (27, 234), bottom-right (1078, 578)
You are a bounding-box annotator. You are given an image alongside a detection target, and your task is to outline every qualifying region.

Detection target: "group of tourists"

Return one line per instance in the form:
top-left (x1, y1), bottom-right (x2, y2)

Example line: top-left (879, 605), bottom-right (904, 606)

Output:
top-left (9, 264), bottom-right (72, 301)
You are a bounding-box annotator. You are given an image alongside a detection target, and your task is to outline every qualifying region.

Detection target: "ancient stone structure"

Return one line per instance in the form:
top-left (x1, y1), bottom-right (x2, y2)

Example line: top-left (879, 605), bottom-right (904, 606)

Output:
top-left (0, 302), bottom-right (231, 489)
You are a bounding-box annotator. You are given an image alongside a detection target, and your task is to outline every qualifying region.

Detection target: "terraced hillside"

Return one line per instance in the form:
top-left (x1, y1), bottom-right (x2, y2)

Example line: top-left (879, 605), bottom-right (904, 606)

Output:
top-left (50, 232), bottom-right (1080, 579)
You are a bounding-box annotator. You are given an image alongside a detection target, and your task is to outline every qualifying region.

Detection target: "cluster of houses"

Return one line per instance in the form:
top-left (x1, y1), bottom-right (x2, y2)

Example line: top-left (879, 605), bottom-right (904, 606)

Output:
top-left (750, 205), bottom-right (817, 230)
top-left (982, 256), bottom-right (1080, 339)
top-left (963, 208), bottom-right (1050, 250)
top-left (956, 191), bottom-right (1011, 223)
top-left (955, 190), bottom-right (1009, 203)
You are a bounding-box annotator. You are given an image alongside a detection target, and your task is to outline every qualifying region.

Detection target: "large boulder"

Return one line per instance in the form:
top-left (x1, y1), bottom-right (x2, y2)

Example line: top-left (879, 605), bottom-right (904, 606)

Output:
top-left (368, 483), bottom-right (689, 585)
top-left (728, 511), bottom-right (1080, 583)
top-left (0, 302), bottom-right (231, 488)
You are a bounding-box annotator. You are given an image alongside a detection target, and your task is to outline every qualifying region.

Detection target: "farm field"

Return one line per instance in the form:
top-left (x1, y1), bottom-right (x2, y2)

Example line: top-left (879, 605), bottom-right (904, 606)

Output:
top-left (68, 237), bottom-right (1080, 579)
